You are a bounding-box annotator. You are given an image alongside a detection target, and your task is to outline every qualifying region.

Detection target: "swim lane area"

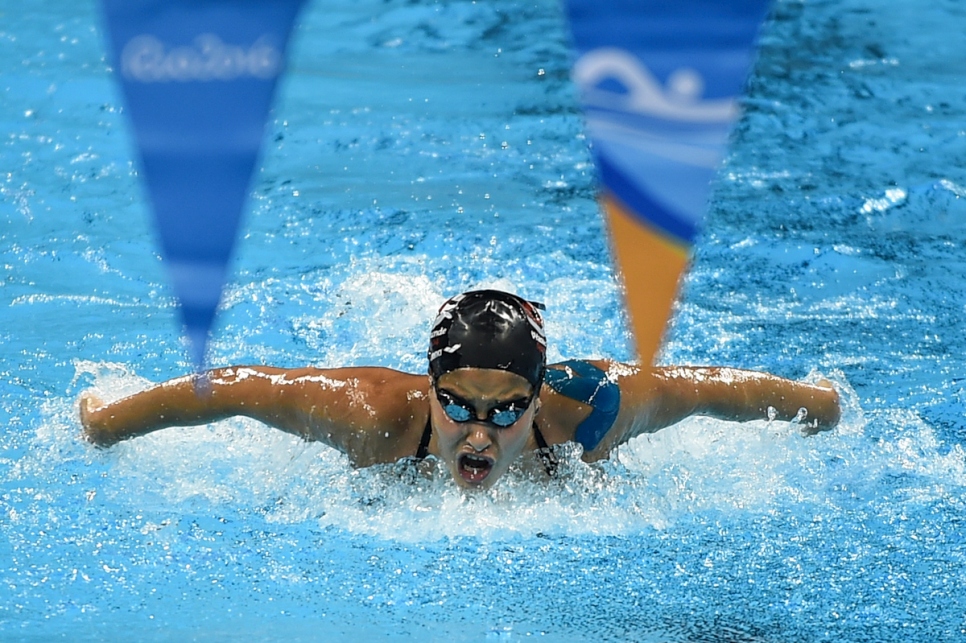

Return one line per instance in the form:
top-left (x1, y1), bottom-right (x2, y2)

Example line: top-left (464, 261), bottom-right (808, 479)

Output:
top-left (2, 0), bottom-right (966, 640)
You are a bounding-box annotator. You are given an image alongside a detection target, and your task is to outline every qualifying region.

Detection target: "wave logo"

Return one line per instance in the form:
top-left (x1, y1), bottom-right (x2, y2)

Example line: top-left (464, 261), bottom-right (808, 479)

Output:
top-left (573, 48), bottom-right (736, 123)
top-left (121, 34), bottom-right (282, 83)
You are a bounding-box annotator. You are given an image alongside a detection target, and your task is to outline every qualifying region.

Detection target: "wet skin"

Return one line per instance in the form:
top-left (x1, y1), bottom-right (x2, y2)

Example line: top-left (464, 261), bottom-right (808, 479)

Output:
top-left (79, 360), bottom-right (842, 490)
top-left (430, 368), bottom-right (539, 490)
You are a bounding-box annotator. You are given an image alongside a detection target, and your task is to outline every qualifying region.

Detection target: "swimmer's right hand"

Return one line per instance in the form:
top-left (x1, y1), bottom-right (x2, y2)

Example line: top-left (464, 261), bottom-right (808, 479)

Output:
top-left (79, 392), bottom-right (117, 447)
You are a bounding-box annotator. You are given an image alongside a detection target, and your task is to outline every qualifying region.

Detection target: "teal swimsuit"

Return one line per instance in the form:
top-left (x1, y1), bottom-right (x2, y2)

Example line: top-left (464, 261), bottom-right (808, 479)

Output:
top-left (543, 359), bottom-right (621, 452)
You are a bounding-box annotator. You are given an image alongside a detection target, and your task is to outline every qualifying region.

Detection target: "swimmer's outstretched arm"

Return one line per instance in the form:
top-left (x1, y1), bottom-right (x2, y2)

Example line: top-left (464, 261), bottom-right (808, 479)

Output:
top-left (596, 364), bottom-right (841, 452)
top-left (79, 366), bottom-right (428, 466)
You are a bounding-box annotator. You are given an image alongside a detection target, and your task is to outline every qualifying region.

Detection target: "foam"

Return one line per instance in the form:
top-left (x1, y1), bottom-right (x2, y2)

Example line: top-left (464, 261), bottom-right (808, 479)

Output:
top-left (36, 361), bottom-right (962, 546)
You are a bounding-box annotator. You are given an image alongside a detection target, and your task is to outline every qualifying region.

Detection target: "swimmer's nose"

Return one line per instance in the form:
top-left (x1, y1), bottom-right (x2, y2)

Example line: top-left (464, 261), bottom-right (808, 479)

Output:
top-left (466, 425), bottom-right (491, 451)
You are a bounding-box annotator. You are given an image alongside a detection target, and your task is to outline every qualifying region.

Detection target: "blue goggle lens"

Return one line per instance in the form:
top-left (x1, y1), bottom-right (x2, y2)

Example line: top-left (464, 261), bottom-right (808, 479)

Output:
top-left (437, 390), bottom-right (530, 428)
top-left (441, 402), bottom-right (473, 423)
top-left (490, 407), bottom-right (525, 427)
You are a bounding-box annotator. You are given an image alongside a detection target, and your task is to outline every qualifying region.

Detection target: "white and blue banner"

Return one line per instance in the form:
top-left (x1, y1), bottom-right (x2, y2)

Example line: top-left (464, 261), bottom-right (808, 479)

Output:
top-left (563, 0), bottom-right (772, 363)
top-left (101, 0), bottom-right (305, 368)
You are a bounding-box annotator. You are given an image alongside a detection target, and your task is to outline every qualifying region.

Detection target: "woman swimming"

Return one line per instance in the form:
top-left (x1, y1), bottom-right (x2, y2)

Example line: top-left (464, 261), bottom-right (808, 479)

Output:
top-left (79, 289), bottom-right (841, 489)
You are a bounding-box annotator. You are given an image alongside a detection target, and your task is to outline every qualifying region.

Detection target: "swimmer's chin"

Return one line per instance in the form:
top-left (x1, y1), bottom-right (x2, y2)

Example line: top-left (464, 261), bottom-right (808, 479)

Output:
top-left (453, 476), bottom-right (499, 491)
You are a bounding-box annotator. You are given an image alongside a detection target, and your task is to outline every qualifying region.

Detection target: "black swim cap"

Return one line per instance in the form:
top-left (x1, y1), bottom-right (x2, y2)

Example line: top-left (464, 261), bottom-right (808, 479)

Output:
top-left (428, 290), bottom-right (547, 389)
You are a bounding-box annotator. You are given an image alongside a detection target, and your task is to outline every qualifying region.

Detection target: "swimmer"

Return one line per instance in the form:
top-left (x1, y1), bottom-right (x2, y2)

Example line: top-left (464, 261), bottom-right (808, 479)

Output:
top-left (79, 289), bottom-right (841, 488)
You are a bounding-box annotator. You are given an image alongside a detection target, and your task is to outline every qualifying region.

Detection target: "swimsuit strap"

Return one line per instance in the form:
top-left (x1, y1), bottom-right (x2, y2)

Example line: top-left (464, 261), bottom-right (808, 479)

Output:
top-left (415, 413), bottom-right (433, 460)
top-left (532, 422), bottom-right (559, 478)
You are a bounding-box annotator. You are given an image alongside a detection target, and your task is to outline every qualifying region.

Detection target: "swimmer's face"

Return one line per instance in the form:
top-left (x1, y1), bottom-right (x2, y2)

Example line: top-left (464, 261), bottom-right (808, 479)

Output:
top-left (430, 368), bottom-right (539, 490)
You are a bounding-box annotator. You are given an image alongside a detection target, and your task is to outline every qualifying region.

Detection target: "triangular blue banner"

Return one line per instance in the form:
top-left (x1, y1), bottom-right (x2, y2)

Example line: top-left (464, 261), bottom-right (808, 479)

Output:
top-left (564, 0), bottom-right (771, 245)
top-left (101, 0), bottom-right (305, 368)
top-left (562, 0), bottom-right (771, 362)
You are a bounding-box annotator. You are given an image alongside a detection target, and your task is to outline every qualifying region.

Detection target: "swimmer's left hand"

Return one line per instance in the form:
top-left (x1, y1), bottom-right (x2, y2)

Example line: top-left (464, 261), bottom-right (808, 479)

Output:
top-left (79, 392), bottom-right (115, 447)
top-left (800, 379), bottom-right (840, 436)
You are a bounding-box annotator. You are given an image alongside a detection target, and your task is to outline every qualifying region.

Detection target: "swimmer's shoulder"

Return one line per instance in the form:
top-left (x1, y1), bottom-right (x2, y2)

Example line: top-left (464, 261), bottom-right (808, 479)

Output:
top-left (539, 359), bottom-right (664, 458)
top-left (539, 360), bottom-right (632, 452)
top-left (365, 369), bottom-right (432, 466)
top-left (239, 365), bottom-right (428, 466)
top-left (302, 366), bottom-right (431, 466)
top-left (303, 365), bottom-right (430, 420)
top-left (279, 365), bottom-right (427, 397)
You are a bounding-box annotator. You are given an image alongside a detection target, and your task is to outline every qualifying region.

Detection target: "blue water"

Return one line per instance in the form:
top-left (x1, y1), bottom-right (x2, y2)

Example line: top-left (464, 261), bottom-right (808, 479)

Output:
top-left (3, 0), bottom-right (966, 640)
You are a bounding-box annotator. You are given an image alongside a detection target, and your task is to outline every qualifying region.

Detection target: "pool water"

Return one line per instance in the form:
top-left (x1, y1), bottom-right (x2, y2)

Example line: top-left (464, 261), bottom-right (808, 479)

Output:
top-left (3, 0), bottom-right (966, 640)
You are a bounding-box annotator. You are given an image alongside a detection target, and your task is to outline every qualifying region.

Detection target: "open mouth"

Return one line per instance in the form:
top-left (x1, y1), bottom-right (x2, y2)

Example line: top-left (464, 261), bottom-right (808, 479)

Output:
top-left (458, 453), bottom-right (494, 484)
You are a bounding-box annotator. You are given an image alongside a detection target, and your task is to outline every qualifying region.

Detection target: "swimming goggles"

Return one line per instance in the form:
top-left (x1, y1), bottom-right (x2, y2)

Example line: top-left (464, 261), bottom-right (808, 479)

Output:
top-left (434, 389), bottom-right (533, 428)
